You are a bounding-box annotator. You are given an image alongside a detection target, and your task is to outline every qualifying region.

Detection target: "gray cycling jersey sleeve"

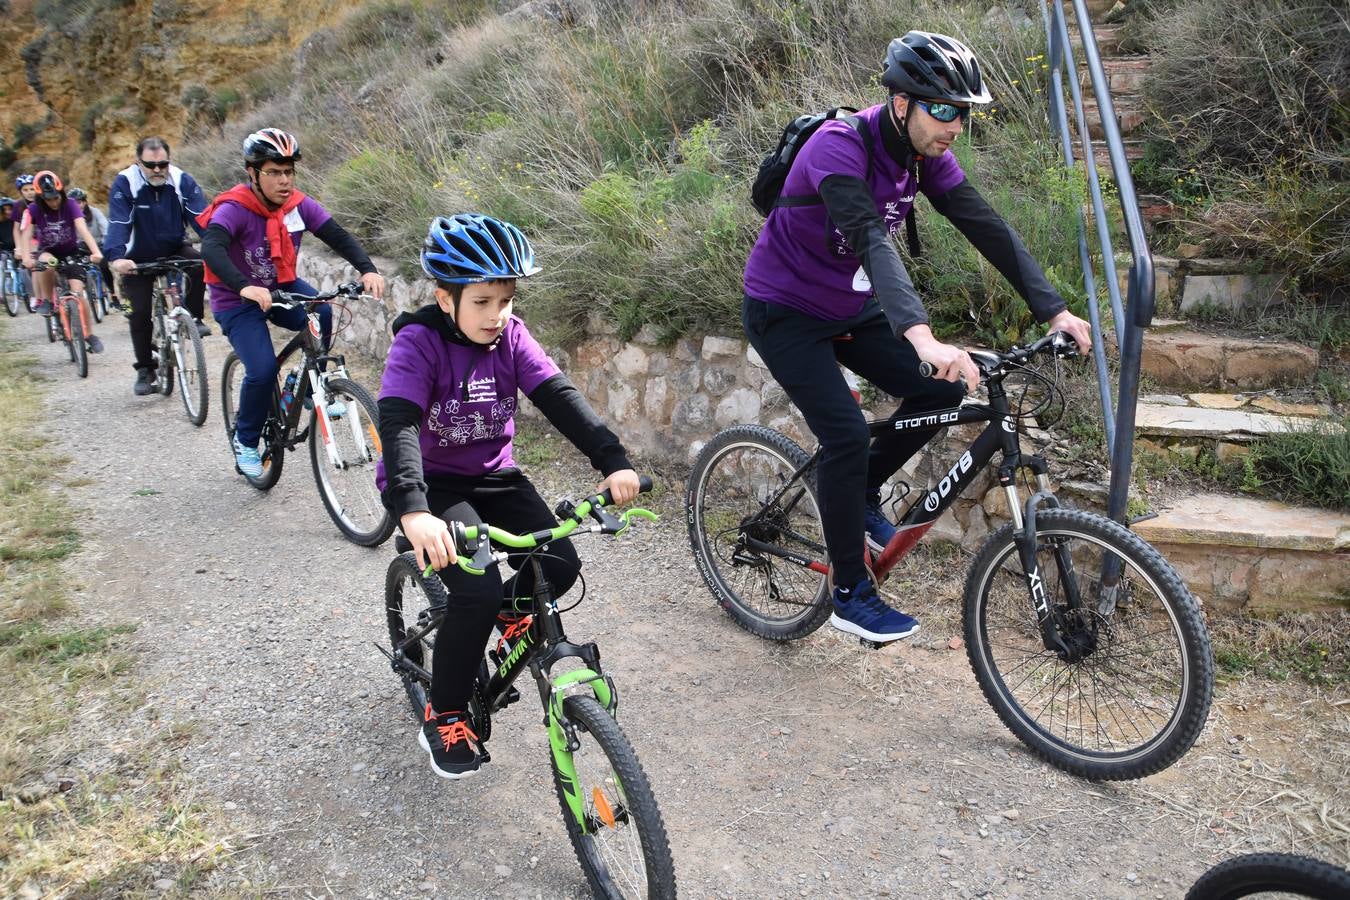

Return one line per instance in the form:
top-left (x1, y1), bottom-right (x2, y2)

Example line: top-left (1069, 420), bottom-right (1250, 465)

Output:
top-left (928, 178), bottom-right (1067, 323)
top-left (818, 174), bottom-right (928, 335)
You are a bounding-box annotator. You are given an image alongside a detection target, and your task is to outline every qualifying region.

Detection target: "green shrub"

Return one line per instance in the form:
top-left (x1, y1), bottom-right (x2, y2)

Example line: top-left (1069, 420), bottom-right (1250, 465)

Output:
top-left (1238, 416), bottom-right (1350, 511)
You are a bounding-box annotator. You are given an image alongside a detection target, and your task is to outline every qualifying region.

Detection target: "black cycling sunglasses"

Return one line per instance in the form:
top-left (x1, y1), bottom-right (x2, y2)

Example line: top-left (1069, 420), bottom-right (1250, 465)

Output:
top-left (139, 159), bottom-right (171, 170)
top-left (913, 99), bottom-right (971, 124)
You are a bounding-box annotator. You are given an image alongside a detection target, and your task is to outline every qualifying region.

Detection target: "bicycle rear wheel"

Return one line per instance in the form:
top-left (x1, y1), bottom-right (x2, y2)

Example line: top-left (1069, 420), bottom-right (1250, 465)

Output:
top-left (384, 552), bottom-right (492, 739)
top-left (552, 695), bottom-right (676, 899)
top-left (221, 350), bottom-right (285, 490)
top-left (308, 376), bottom-right (393, 546)
top-left (65, 297), bottom-right (87, 378)
top-left (1186, 852), bottom-right (1350, 900)
top-left (153, 312), bottom-right (176, 397)
top-left (964, 508), bottom-right (1213, 780)
top-left (172, 313), bottom-right (208, 426)
top-left (686, 424), bottom-right (831, 640)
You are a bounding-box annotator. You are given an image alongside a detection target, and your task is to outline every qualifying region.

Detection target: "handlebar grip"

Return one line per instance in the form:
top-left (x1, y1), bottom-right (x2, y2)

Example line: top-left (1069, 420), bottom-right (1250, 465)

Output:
top-left (597, 474), bottom-right (654, 508)
top-left (918, 361), bottom-right (937, 379)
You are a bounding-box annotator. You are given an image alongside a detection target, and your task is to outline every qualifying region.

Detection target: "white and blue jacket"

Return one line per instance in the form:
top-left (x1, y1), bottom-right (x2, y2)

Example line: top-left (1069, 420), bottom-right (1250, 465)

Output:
top-left (103, 163), bottom-right (208, 262)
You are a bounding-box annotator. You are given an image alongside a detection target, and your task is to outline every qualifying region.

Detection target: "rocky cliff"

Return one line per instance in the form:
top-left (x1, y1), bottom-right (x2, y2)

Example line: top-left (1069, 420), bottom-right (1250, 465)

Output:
top-left (0, 0), bottom-right (364, 201)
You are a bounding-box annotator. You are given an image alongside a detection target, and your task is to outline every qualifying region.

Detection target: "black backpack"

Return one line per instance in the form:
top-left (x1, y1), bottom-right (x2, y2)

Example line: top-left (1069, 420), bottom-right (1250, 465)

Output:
top-left (749, 106), bottom-right (921, 257)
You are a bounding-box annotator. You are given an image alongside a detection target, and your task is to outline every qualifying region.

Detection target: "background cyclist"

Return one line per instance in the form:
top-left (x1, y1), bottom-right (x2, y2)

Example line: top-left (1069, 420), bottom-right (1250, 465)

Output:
top-left (376, 213), bottom-right (638, 779)
top-left (68, 187), bottom-right (121, 313)
top-left (197, 127), bottom-right (384, 477)
top-left (741, 31), bottom-right (1091, 644)
top-left (20, 171), bottom-right (105, 352)
top-left (104, 137), bottom-right (211, 396)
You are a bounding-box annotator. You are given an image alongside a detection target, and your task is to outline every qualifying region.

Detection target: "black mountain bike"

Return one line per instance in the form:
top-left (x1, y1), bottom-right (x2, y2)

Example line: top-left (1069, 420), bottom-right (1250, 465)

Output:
top-left (1187, 853), bottom-right (1350, 899)
top-left (686, 331), bottom-right (1215, 780)
top-left (133, 257), bottom-right (208, 426)
top-left (220, 282), bottom-right (392, 546)
top-left (382, 478), bottom-right (676, 899)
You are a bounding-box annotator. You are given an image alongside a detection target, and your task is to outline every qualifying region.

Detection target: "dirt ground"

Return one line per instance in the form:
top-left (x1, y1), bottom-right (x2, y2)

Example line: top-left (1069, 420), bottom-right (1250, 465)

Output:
top-left (24, 311), bottom-right (1349, 898)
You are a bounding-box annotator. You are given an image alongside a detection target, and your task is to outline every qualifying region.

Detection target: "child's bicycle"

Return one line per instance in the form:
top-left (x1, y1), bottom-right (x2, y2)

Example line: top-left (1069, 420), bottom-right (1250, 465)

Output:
top-left (219, 282), bottom-right (393, 546)
top-left (33, 256), bottom-right (94, 378)
top-left (685, 331), bottom-right (1215, 781)
top-left (1186, 852), bottom-right (1350, 899)
top-left (381, 478), bottom-right (677, 899)
top-left (131, 257), bottom-right (208, 425)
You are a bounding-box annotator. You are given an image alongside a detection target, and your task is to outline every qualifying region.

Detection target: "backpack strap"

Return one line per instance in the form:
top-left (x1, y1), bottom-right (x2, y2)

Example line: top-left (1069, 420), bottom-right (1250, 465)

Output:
top-left (905, 158), bottom-right (922, 259)
top-left (773, 112), bottom-right (871, 209)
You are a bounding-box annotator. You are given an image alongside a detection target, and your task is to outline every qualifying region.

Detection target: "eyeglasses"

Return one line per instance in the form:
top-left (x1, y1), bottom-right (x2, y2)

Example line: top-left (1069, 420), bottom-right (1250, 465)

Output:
top-left (259, 168), bottom-right (295, 180)
top-left (139, 160), bottom-right (171, 170)
top-left (913, 99), bottom-right (971, 124)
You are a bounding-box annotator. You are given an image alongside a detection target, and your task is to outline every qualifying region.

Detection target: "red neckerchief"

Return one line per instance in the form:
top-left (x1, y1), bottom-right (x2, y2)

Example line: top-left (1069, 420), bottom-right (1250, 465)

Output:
top-left (197, 184), bottom-right (307, 285)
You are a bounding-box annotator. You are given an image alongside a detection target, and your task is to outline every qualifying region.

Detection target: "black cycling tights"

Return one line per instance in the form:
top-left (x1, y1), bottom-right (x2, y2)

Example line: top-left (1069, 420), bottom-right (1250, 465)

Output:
top-left (743, 296), bottom-right (964, 588)
top-left (423, 469), bottom-right (580, 714)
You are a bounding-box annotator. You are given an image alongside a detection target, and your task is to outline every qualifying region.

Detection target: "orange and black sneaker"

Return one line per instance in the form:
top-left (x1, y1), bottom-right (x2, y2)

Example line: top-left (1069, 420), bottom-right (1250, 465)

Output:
top-left (418, 705), bottom-right (482, 779)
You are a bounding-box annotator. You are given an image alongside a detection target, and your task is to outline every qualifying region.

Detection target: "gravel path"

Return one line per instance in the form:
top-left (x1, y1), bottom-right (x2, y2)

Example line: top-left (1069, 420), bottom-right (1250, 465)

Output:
top-left (24, 310), bottom-right (1346, 898)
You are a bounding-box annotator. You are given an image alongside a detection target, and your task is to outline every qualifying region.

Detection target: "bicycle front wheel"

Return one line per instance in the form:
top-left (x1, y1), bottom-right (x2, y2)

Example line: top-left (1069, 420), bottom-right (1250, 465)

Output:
top-left (172, 313), bottom-right (209, 426)
top-left (2, 272), bottom-right (16, 316)
top-left (65, 297), bottom-right (87, 378)
top-left (553, 695), bottom-right (676, 900)
top-left (221, 350), bottom-right (285, 490)
top-left (964, 508), bottom-right (1214, 780)
top-left (88, 278), bottom-right (103, 323)
top-left (309, 376), bottom-right (393, 546)
top-left (1186, 852), bottom-right (1350, 900)
top-left (686, 424), bottom-right (831, 641)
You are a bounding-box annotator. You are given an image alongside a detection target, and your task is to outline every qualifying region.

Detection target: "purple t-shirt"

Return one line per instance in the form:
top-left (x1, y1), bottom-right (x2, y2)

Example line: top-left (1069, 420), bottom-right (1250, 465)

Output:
top-left (743, 103), bottom-right (966, 320)
top-left (204, 195), bottom-right (332, 313)
top-left (375, 315), bottom-right (561, 484)
top-left (26, 199), bottom-right (84, 256)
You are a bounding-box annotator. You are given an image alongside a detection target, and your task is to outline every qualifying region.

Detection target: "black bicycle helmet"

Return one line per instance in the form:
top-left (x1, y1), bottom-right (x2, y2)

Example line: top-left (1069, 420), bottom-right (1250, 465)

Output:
top-left (0, 196), bottom-right (13, 210)
top-left (67, 187), bottom-right (87, 201)
top-left (882, 31), bottom-right (992, 104)
top-left (242, 128), bottom-right (302, 166)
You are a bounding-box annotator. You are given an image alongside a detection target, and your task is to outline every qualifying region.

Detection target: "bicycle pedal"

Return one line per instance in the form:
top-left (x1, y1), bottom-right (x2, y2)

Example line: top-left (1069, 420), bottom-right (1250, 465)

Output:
top-left (505, 686), bottom-right (521, 705)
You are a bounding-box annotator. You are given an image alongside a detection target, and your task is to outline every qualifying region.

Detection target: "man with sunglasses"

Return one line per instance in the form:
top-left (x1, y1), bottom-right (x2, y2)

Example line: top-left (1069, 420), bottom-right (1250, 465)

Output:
top-left (105, 136), bottom-right (212, 397)
top-left (742, 30), bottom-right (1092, 645)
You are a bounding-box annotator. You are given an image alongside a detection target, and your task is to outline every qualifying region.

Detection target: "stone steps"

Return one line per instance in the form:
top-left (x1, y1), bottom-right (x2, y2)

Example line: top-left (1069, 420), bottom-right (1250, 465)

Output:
top-left (1135, 394), bottom-right (1339, 461)
top-left (1132, 493), bottom-right (1349, 614)
top-left (1129, 324), bottom-right (1319, 391)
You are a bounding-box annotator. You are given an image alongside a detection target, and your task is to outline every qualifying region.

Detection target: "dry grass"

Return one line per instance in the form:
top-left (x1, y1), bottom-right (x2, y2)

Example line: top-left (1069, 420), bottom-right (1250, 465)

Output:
top-left (0, 322), bottom-right (235, 897)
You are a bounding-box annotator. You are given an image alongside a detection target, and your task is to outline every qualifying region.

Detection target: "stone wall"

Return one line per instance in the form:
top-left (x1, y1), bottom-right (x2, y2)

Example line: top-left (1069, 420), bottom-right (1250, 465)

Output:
top-left (297, 250), bottom-right (1097, 548)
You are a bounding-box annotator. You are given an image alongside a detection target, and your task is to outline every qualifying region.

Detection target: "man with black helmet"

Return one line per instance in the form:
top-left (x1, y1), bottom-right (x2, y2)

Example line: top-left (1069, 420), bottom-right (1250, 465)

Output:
top-left (742, 30), bottom-right (1092, 645)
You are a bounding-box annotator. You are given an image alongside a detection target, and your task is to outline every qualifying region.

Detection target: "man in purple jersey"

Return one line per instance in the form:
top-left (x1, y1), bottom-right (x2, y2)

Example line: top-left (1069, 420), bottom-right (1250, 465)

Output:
top-left (743, 31), bottom-right (1092, 644)
top-left (197, 127), bottom-right (384, 479)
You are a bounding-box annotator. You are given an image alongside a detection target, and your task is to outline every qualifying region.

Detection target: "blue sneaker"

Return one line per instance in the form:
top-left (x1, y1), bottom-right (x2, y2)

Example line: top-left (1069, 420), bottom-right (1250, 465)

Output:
top-left (303, 395), bottom-right (347, 419)
top-left (830, 578), bottom-right (920, 642)
top-left (233, 437), bottom-right (263, 478)
top-left (864, 496), bottom-right (897, 550)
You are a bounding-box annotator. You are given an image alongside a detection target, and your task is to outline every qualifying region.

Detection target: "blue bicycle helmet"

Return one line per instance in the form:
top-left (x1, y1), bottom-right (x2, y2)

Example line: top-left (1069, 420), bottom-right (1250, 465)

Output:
top-left (0, 196), bottom-right (12, 209)
top-left (14, 174), bottom-right (33, 188)
top-left (420, 214), bottom-right (541, 284)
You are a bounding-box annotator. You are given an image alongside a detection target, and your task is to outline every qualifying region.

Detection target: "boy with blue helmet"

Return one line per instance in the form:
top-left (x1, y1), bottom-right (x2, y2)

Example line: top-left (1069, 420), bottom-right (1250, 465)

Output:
top-left (377, 213), bottom-right (638, 779)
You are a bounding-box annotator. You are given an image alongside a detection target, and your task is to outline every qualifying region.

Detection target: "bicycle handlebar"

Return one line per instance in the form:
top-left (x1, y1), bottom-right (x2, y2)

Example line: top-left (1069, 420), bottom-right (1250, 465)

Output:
top-left (129, 257), bottom-right (203, 276)
top-left (267, 281), bottom-right (367, 310)
top-left (917, 330), bottom-right (1079, 380)
top-left (426, 476), bottom-right (658, 577)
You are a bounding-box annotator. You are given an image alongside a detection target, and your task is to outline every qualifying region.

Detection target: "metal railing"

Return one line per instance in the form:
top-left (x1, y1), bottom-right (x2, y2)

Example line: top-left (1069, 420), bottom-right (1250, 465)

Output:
top-left (1039, 0), bottom-right (1154, 527)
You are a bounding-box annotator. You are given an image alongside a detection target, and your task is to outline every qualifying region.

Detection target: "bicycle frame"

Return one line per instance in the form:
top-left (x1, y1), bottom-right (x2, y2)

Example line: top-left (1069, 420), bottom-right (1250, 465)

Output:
top-left (270, 309), bottom-right (370, 469)
top-left (387, 489), bottom-right (654, 827)
top-left (744, 365), bottom-right (1088, 657)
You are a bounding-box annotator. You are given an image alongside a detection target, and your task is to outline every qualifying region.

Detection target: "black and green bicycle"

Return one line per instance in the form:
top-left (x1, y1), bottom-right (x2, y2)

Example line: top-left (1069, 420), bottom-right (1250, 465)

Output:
top-left (381, 477), bottom-right (676, 899)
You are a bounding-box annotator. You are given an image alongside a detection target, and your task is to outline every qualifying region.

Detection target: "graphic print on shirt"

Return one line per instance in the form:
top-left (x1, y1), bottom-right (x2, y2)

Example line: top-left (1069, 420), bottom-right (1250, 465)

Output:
top-left (38, 216), bottom-right (75, 250)
top-left (244, 245), bottom-right (276, 283)
top-left (829, 193), bottom-right (915, 259)
top-left (424, 380), bottom-right (516, 448)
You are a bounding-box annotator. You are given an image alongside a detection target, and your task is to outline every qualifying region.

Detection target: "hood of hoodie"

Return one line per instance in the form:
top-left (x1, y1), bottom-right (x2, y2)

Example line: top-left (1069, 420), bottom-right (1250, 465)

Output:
top-left (391, 302), bottom-right (483, 348)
